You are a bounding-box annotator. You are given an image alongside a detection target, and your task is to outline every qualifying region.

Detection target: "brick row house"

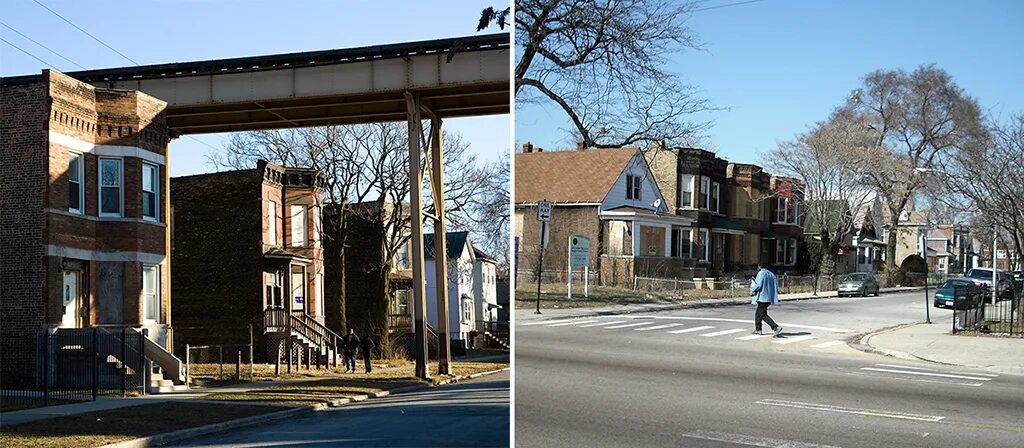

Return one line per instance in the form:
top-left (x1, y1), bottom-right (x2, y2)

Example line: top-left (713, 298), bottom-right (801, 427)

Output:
top-left (170, 161), bottom-right (331, 365)
top-left (514, 144), bottom-right (806, 287)
top-left (1, 70), bottom-right (181, 387)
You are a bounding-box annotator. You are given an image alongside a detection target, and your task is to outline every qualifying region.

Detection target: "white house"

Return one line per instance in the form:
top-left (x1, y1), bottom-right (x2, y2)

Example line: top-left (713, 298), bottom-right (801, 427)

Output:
top-left (424, 231), bottom-right (477, 348)
top-left (472, 248), bottom-right (500, 331)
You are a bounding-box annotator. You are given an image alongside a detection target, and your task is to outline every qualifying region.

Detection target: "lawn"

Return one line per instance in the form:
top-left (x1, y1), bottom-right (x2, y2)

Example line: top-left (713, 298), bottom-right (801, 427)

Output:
top-left (0, 401), bottom-right (282, 448)
top-left (515, 283), bottom-right (678, 309)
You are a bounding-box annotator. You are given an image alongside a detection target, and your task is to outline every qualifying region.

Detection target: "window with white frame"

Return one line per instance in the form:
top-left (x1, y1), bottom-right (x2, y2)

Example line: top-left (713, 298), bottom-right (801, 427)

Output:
top-left (711, 182), bottom-right (720, 213)
top-left (143, 265), bottom-right (159, 322)
top-left (267, 201), bottom-right (277, 244)
top-left (699, 228), bottom-right (710, 262)
top-left (626, 174), bottom-right (641, 200)
top-left (680, 174), bottom-right (694, 208)
top-left (462, 296), bottom-right (472, 323)
top-left (789, 239), bottom-right (797, 265)
top-left (68, 153), bottom-right (84, 214)
top-left (700, 177), bottom-right (710, 209)
top-left (776, 239), bottom-right (786, 264)
top-left (99, 158), bottom-right (122, 217)
top-left (141, 163), bottom-right (159, 221)
top-left (291, 205), bottom-right (307, 247)
top-left (776, 197), bottom-right (787, 223)
top-left (396, 242), bottom-right (410, 269)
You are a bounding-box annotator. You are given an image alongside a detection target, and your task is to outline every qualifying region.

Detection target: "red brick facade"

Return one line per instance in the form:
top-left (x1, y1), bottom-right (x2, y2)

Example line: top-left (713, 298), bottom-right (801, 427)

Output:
top-left (1, 71), bottom-right (170, 385)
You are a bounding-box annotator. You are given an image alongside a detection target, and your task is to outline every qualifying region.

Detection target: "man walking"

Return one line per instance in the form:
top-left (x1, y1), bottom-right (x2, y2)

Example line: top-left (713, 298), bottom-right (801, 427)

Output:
top-left (342, 329), bottom-right (360, 373)
top-left (751, 262), bottom-right (783, 337)
top-left (361, 334), bottom-right (375, 374)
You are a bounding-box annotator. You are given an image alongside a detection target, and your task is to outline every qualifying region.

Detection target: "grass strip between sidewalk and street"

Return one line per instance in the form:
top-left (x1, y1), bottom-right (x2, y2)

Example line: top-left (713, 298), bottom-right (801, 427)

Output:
top-left (0, 401), bottom-right (282, 448)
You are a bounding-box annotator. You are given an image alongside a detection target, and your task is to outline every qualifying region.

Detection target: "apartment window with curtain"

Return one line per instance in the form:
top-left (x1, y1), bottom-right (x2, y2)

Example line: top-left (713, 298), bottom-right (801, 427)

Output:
top-left (68, 152), bottom-right (84, 214)
top-left (700, 177), bottom-right (710, 209)
top-left (268, 201), bottom-right (277, 244)
top-left (142, 163), bottom-right (159, 221)
top-left (680, 174), bottom-right (694, 208)
top-left (291, 205), bottom-right (307, 247)
top-left (143, 265), bottom-right (160, 322)
top-left (99, 158), bottom-right (122, 217)
top-left (711, 182), bottom-right (720, 213)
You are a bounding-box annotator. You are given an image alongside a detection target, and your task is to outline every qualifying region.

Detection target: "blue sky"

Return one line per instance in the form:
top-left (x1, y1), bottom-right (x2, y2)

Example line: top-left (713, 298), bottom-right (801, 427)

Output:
top-left (1, 0), bottom-right (510, 176)
top-left (516, 0), bottom-right (1024, 165)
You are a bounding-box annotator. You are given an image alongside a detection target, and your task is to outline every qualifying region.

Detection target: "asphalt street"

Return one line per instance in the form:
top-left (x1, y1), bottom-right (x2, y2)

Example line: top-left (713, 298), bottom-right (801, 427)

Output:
top-left (170, 371), bottom-right (510, 448)
top-left (516, 292), bottom-right (1024, 448)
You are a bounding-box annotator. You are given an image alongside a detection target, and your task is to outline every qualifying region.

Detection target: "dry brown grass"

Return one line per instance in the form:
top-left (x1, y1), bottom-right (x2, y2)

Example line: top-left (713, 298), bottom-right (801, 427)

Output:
top-left (0, 401), bottom-right (281, 448)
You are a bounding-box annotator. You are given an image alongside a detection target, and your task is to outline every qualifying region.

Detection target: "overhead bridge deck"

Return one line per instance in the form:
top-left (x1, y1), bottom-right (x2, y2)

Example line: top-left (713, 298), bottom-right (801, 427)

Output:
top-left (2, 33), bottom-right (510, 134)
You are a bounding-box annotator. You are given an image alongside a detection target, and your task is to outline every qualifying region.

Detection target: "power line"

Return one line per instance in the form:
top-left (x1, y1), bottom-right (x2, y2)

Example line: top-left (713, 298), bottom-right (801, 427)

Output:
top-left (0, 36), bottom-right (57, 69)
top-left (694, 0), bottom-right (765, 13)
top-left (0, 21), bottom-right (86, 69)
top-left (32, 0), bottom-right (139, 65)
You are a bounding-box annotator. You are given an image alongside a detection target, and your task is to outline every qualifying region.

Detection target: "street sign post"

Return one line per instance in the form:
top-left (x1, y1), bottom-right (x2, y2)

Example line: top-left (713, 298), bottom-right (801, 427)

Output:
top-left (568, 235), bottom-right (590, 299)
top-left (536, 200), bottom-right (553, 314)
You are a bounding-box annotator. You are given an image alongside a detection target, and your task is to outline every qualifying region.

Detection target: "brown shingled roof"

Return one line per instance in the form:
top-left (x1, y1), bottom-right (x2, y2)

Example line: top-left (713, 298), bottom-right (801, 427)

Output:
top-left (515, 147), bottom-right (639, 204)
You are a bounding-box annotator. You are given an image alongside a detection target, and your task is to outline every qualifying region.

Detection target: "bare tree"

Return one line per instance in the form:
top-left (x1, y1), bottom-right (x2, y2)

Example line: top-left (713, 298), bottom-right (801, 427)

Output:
top-left (515, 0), bottom-right (712, 148)
top-left (847, 65), bottom-right (986, 279)
top-left (764, 108), bottom-right (875, 279)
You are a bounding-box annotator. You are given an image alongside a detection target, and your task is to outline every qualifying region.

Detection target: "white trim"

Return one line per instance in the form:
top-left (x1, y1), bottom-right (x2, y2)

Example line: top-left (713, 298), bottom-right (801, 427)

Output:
top-left (45, 208), bottom-right (166, 226)
top-left (48, 245), bottom-right (166, 264)
top-left (516, 202), bottom-right (602, 207)
top-left (98, 157), bottom-right (123, 218)
top-left (598, 210), bottom-right (695, 226)
top-left (68, 151), bottom-right (85, 214)
top-left (711, 228), bottom-right (745, 235)
top-left (49, 131), bottom-right (167, 165)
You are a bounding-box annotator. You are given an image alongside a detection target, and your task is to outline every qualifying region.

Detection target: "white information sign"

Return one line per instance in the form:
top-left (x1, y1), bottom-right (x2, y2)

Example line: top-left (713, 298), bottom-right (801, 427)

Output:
top-left (569, 235), bottom-right (590, 267)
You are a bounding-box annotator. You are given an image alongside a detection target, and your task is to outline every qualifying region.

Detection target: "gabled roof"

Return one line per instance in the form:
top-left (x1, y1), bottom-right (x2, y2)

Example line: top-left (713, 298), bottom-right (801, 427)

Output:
top-left (515, 147), bottom-right (640, 204)
top-left (473, 247), bottom-right (497, 263)
top-left (424, 231), bottom-right (470, 260)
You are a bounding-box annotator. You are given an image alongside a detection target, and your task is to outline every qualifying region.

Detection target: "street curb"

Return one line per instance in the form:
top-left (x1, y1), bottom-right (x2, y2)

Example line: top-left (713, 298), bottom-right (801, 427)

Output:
top-left (519, 287), bottom-right (926, 322)
top-left (850, 322), bottom-right (923, 361)
top-left (98, 366), bottom-right (510, 448)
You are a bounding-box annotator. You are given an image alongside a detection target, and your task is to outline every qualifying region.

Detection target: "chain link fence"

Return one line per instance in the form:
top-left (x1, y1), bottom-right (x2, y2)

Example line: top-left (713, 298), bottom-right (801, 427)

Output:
top-left (633, 274), bottom-right (846, 296)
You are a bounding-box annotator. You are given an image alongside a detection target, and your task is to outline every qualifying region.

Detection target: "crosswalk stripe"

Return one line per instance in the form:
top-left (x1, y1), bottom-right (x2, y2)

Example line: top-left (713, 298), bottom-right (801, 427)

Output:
top-left (773, 335), bottom-right (815, 345)
top-left (578, 320), bottom-right (625, 328)
top-left (874, 363), bottom-right (998, 377)
top-left (604, 322), bottom-right (653, 329)
top-left (669, 326), bottom-right (714, 334)
top-left (736, 334), bottom-right (773, 340)
top-left (636, 323), bottom-right (685, 331)
top-left (547, 320), bottom-right (598, 327)
top-left (701, 329), bottom-right (746, 337)
top-left (860, 367), bottom-right (993, 381)
top-left (811, 340), bottom-right (846, 348)
top-left (522, 319), bottom-right (576, 326)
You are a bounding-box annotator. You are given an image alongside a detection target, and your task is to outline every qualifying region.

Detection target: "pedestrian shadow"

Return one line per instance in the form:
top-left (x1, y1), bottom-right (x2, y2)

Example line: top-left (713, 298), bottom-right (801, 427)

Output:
top-left (775, 331), bottom-right (811, 338)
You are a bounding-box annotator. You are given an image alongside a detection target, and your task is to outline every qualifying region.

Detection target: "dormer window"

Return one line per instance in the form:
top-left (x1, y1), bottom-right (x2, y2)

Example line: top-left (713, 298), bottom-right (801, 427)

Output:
top-left (626, 175), bottom-right (642, 200)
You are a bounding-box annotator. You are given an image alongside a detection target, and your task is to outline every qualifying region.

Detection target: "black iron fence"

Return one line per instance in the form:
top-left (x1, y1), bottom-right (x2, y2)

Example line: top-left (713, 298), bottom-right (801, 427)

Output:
top-left (952, 283), bottom-right (1023, 337)
top-left (0, 328), bottom-right (146, 413)
top-left (185, 343), bottom-right (254, 387)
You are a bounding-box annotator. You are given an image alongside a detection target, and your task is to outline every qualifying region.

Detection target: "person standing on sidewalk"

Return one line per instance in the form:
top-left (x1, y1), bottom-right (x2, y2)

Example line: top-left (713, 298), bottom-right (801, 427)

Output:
top-left (361, 334), bottom-right (375, 374)
top-left (342, 329), bottom-right (361, 373)
top-left (751, 262), bottom-right (783, 337)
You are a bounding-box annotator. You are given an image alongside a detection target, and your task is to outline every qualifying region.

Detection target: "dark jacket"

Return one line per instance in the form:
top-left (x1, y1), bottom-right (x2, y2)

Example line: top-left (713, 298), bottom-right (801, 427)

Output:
top-left (342, 334), bottom-right (360, 352)
top-left (360, 337), bottom-right (375, 354)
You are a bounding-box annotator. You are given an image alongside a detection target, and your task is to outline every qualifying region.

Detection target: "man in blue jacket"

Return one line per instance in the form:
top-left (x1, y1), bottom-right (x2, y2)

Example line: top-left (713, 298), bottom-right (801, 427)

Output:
top-left (751, 262), bottom-right (783, 337)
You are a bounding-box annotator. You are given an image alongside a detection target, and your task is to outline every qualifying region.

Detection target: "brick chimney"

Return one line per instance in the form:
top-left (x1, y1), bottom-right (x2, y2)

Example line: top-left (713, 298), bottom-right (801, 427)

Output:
top-left (522, 142), bottom-right (533, 153)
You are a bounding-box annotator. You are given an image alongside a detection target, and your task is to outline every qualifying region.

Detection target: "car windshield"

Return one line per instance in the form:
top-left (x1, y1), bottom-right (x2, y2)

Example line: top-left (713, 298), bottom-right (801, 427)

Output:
top-left (941, 280), bottom-right (972, 288)
top-left (842, 274), bottom-right (868, 282)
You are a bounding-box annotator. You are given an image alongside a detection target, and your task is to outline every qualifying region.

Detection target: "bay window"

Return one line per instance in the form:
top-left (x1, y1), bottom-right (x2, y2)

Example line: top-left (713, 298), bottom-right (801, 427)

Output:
top-left (142, 163), bottom-right (159, 221)
top-left (99, 158), bottom-right (122, 217)
top-left (68, 152), bottom-right (83, 214)
top-left (143, 265), bottom-right (160, 322)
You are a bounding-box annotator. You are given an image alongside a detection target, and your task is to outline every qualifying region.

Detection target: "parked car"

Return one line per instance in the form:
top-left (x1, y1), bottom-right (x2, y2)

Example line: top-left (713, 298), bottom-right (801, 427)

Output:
top-left (966, 268), bottom-right (1013, 299)
top-left (933, 279), bottom-right (982, 309)
top-left (838, 273), bottom-right (880, 297)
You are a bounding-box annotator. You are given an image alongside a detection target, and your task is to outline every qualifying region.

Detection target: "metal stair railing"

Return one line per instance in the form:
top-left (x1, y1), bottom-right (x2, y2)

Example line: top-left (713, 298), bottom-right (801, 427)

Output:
top-left (264, 309), bottom-right (339, 362)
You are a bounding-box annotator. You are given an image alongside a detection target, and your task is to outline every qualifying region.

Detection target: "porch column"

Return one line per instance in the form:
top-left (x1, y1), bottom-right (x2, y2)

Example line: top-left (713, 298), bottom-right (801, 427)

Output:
top-left (662, 223), bottom-right (672, 257)
top-left (405, 91), bottom-right (429, 379)
top-left (430, 116), bottom-right (452, 375)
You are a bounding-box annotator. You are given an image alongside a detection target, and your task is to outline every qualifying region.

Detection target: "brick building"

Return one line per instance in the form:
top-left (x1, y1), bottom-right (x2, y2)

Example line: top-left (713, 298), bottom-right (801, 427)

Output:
top-left (765, 176), bottom-right (805, 274)
top-left (170, 161), bottom-right (328, 362)
top-left (1, 70), bottom-right (173, 385)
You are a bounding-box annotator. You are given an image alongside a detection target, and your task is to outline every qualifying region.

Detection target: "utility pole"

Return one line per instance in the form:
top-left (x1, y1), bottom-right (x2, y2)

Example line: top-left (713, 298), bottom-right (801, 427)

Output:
top-left (920, 230), bottom-right (931, 323)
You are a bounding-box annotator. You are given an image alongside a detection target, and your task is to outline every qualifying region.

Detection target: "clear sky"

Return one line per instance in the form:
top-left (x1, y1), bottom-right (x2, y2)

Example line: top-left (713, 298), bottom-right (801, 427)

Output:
top-left (516, 0), bottom-right (1024, 166)
top-left (1, 0), bottom-right (510, 176)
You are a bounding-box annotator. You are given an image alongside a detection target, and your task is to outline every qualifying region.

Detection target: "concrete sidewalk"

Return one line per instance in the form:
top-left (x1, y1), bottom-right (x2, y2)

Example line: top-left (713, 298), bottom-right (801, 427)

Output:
top-left (863, 320), bottom-right (1024, 376)
top-left (517, 286), bottom-right (924, 322)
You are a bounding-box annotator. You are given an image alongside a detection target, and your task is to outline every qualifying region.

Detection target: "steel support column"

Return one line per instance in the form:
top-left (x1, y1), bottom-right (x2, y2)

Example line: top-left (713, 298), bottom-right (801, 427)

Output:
top-left (430, 116), bottom-right (452, 375)
top-left (406, 91), bottom-right (430, 379)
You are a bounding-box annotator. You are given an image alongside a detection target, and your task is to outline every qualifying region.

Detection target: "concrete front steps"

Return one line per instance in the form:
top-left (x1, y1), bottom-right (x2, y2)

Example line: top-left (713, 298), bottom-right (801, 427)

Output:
top-left (149, 371), bottom-right (188, 394)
